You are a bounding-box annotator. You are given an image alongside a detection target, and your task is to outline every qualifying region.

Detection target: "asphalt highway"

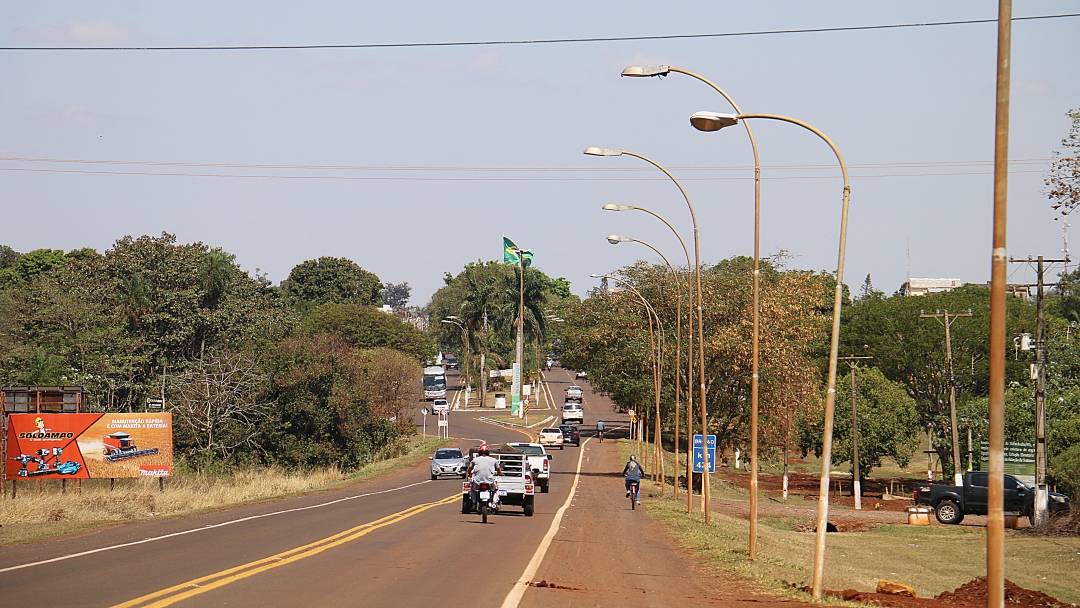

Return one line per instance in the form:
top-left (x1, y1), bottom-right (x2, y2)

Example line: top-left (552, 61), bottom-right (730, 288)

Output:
top-left (0, 368), bottom-right (632, 608)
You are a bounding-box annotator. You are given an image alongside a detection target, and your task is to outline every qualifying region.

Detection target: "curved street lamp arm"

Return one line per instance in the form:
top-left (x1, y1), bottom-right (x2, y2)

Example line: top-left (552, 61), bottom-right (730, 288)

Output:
top-left (622, 151), bottom-right (699, 240)
top-left (737, 112), bottom-right (850, 598)
top-left (626, 206), bottom-right (693, 270)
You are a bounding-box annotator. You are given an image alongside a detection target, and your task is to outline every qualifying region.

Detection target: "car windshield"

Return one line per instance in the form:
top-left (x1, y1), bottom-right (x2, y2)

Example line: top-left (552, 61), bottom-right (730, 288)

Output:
top-left (560, 426), bottom-right (577, 432)
top-left (543, 428), bottom-right (560, 433)
top-left (434, 449), bottom-right (461, 459)
top-left (511, 445), bottom-right (543, 454)
top-left (563, 404), bottom-right (580, 410)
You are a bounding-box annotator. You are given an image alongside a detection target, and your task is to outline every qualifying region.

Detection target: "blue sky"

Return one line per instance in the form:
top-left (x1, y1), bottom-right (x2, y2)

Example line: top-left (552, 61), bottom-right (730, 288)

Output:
top-left (1, 2), bottom-right (1078, 302)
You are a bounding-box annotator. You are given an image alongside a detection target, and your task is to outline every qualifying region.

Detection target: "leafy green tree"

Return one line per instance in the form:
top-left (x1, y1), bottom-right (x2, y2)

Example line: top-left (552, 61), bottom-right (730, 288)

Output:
top-left (380, 281), bottom-right (411, 308)
top-left (839, 285), bottom-right (1035, 474)
top-left (260, 336), bottom-right (416, 468)
top-left (1047, 107), bottom-right (1080, 216)
top-left (281, 257), bottom-right (382, 308)
top-left (800, 366), bottom-right (920, 480)
top-left (302, 302), bottom-right (435, 360)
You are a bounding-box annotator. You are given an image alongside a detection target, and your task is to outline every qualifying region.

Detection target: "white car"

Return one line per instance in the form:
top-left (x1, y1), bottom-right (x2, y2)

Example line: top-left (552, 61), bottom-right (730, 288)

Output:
top-left (565, 385), bottom-right (583, 400)
top-left (561, 402), bottom-right (584, 424)
top-left (538, 428), bottom-right (564, 450)
top-left (432, 398), bottom-right (449, 412)
top-left (575, 371), bottom-right (587, 380)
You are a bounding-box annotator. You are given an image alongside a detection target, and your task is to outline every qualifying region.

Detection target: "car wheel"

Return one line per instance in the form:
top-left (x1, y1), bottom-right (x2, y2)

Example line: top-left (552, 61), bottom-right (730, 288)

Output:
top-left (560, 445), bottom-right (564, 450)
top-left (431, 473), bottom-right (438, 480)
top-left (935, 499), bottom-right (964, 525)
top-left (523, 497), bottom-right (535, 517)
top-left (541, 482), bottom-right (549, 494)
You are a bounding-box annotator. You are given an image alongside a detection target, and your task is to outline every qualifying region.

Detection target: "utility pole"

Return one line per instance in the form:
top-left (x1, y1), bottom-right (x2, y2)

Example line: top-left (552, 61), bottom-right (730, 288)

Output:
top-left (839, 355), bottom-right (871, 509)
top-left (511, 247), bottom-right (530, 418)
top-left (1009, 255), bottom-right (1068, 526)
top-left (920, 309), bottom-right (972, 486)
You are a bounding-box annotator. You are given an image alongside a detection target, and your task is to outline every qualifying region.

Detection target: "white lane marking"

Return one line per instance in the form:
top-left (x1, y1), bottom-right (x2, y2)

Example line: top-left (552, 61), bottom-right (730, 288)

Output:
top-left (0, 479), bottom-right (434, 574)
top-left (499, 437), bottom-right (591, 608)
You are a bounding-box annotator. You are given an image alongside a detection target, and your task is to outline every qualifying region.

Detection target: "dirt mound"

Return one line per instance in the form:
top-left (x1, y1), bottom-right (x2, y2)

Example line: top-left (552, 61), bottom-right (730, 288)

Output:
top-left (827, 576), bottom-right (1076, 608)
top-left (937, 577), bottom-right (1074, 607)
top-left (1017, 511), bottom-right (1080, 537)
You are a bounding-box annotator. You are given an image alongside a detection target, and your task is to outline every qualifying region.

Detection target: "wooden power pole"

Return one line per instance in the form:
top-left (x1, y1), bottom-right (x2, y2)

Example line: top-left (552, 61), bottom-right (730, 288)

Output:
top-left (920, 309), bottom-right (972, 486)
top-left (838, 355), bottom-right (871, 509)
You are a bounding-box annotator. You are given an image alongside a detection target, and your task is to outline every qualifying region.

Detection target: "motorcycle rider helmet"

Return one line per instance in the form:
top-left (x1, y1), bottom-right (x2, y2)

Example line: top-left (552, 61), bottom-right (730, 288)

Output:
top-left (478, 443), bottom-right (490, 456)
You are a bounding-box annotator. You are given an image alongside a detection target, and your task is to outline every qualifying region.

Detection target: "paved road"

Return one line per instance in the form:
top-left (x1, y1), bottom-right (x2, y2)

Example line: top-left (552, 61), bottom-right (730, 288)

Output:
top-left (1, 369), bottom-right (749, 608)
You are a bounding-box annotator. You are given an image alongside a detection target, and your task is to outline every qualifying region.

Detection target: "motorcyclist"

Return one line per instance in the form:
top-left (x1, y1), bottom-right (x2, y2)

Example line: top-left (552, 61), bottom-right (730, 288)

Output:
top-left (467, 443), bottom-right (503, 509)
top-left (623, 454), bottom-right (644, 504)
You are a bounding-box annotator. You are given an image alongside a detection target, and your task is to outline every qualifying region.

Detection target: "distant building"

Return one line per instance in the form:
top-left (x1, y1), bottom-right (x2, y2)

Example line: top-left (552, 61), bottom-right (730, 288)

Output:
top-left (984, 282), bottom-right (1032, 301)
top-left (903, 278), bottom-right (962, 296)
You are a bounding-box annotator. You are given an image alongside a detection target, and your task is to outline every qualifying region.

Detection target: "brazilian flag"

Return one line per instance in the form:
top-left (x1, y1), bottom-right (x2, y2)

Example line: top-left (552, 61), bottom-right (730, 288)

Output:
top-left (503, 237), bottom-right (533, 267)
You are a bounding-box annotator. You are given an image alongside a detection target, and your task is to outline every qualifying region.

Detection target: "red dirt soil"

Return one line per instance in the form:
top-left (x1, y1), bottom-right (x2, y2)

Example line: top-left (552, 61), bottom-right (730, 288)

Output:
top-left (824, 577), bottom-right (1076, 608)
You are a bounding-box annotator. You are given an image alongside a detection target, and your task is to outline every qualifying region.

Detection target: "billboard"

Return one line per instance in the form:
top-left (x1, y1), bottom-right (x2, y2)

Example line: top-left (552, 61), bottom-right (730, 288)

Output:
top-left (5, 413), bottom-right (172, 480)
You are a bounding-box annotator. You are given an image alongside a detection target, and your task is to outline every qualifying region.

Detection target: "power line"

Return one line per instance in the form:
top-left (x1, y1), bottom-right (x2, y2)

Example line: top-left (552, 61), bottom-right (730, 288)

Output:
top-left (0, 156), bottom-right (1051, 173)
top-left (1, 13), bottom-right (1076, 51)
top-left (0, 166), bottom-right (1047, 182)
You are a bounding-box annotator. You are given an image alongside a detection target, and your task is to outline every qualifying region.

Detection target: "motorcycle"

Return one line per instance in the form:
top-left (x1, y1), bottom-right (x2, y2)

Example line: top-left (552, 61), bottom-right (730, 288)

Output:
top-left (472, 482), bottom-right (499, 523)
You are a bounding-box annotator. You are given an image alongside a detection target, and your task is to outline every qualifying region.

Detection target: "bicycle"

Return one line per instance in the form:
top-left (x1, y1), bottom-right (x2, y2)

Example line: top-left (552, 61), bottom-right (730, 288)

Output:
top-left (629, 481), bottom-right (639, 510)
top-left (597, 429), bottom-right (604, 443)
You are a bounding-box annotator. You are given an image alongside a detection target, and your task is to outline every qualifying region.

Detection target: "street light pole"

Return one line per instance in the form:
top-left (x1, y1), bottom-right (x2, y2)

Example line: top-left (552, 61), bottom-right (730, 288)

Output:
top-left (442, 317), bottom-right (470, 401)
top-left (685, 112), bottom-right (850, 598)
top-left (511, 247), bottom-right (531, 419)
top-left (595, 273), bottom-right (666, 479)
top-left (608, 234), bottom-right (683, 499)
top-left (586, 148), bottom-right (710, 520)
top-left (623, 63), bottom-right (764, 556)
top-left (605, 203), bottom-right (696, 510)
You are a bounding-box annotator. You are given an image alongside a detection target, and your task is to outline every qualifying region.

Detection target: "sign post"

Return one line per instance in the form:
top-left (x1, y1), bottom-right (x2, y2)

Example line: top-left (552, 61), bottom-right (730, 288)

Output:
top-left (437, 410), bottom-right (448, 439)
top-left (420, 407), bottom-right (428, 439)
top-left (693, 434), bottom-right (717, 474)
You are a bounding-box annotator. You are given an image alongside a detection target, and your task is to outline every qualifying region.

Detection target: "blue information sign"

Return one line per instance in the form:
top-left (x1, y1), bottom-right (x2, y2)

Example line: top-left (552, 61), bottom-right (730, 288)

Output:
top-left (692, 434), bottom-right (716, 473)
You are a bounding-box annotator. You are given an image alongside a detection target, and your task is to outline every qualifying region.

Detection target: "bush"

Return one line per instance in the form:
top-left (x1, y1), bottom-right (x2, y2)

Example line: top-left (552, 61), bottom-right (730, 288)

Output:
top-left (1049, 443), bottom-right (1080, 499)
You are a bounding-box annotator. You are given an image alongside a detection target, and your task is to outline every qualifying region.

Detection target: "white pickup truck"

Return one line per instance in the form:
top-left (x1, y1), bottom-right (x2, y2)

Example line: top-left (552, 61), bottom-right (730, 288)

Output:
top-left (462, 446), bottom-right (536, 516)
top-left (505, 442), bottom-right (552, 493)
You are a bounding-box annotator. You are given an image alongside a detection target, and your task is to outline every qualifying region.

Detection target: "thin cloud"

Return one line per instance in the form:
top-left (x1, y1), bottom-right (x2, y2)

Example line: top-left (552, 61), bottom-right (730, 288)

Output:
top-left (12, 20), bottom-right (134, 46)
top-left (469, 51), bottom-right (501, 70)
top-left (62, 105), bottom-right (98, 125)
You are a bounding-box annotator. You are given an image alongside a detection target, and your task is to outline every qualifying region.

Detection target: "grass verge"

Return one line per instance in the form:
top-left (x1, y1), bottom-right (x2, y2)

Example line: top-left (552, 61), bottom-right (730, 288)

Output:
top-left (0, 435), bottom-right (454, 547)
top-left (618, 439), bottom-right (1080, 604)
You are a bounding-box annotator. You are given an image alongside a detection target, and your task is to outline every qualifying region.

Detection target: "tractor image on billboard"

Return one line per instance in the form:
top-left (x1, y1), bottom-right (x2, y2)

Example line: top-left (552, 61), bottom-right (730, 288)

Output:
top-left (102, 432), bottom-right (159, 462)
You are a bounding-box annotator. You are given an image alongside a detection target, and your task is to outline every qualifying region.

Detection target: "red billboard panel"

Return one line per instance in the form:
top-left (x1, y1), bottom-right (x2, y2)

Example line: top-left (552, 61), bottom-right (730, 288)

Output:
top-left (5, 413), bottom-right (172, 480)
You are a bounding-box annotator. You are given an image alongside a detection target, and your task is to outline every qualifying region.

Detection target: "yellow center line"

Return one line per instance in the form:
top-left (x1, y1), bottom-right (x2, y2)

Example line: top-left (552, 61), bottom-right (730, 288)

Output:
top-left (113, 494), bottom-right (460, 608)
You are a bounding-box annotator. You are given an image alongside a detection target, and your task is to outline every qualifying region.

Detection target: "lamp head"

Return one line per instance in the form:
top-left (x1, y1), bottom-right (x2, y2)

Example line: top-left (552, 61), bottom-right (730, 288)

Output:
top-left (690, 111), bottom-right (739, 132)
top-left (602, 203), bottom-right (632, 211)
top-left (606, 234), bottom-right (631, 245)
top-left (584, 147), bottom-right (623, 157)
top-left (621, 65), bottom-right (670, 77)
top-left (589, 274), bottom-right (609, 279)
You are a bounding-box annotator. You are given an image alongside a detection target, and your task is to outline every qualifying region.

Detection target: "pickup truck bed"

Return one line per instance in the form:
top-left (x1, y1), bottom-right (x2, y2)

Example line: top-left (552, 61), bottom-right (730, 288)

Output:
top-left (462, 448), bottom-right (536, 516)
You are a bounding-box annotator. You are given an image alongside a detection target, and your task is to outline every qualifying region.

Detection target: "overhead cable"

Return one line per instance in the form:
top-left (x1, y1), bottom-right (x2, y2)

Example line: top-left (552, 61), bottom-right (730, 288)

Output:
top-left (0, 13), bottom-right (1076, 51)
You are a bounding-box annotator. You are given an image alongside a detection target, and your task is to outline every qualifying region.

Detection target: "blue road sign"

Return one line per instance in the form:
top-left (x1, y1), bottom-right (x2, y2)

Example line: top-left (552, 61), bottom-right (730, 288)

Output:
top-left (692, 434), bottom-right (716, 473)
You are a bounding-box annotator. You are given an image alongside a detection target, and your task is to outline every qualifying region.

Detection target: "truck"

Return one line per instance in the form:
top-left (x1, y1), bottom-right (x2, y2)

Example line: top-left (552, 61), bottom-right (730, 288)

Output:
top-left (913, 471), bottom-right (1071, 525)
top-left (505, 442), bottom-right (553, 493)
top-left (423, 365), bottom-right (447, 400)
top-left (462, 445), bottom-right (536, 516)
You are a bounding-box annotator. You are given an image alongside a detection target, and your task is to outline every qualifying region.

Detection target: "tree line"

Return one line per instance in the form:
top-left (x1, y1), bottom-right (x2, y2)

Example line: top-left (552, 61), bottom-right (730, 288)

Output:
top-left (553, 258), bottom-right (1080, 497)
top-left (0, 233), bottom-right (434, 471)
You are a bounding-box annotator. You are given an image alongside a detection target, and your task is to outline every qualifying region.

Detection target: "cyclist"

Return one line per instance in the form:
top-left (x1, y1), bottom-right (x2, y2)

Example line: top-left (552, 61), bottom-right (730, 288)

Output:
top-left (622, 454), bottom-right (644, 504)
top-left (596, 420), bottom-right (605, 442)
